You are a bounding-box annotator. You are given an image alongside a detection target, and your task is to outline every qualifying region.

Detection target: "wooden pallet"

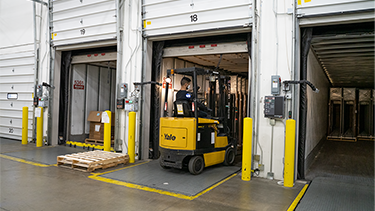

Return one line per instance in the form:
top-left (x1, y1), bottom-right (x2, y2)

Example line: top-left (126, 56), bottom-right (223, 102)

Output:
top-left (327, 136), bottom-right (357, 142)
top-left (85, 138), bottom-right (114, 146)
top-left (57, 151), bottom-right (129, 172)
top-left (357, 136), bottom-right (375, 141)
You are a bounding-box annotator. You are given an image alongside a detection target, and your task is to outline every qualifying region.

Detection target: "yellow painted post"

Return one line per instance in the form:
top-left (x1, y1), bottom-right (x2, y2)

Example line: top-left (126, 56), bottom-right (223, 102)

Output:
top-left (103, 111), bottom-right (112, 152)
top-left (128, 112), bottom-right (136, 163)
top-left (284, 119), bottom-right (296, 187)
top-left (242, 117), bottom-right (253, 181)
top-left (36, 107), bottom-right (43, 147)
top-left (22, 107), bottom-right (28, 145)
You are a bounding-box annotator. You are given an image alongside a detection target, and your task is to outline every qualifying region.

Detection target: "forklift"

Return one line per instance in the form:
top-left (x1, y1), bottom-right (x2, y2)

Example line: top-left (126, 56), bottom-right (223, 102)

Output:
top-left (159, 67), bottom-right (237, 174)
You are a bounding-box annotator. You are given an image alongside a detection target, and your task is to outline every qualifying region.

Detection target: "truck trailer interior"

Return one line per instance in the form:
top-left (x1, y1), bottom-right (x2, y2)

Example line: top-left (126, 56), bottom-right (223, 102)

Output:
top-left (301, 21), bottom-right (374, 180)
top-left (58, 47), bottom-right (117, 145)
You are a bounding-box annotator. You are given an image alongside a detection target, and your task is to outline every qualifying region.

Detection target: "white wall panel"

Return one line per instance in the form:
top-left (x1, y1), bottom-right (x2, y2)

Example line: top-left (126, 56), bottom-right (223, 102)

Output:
top-left (143, 0), bottom-right (252, 37)
top-left (70, 64), bottom-right (86, 135)
top-left (85, 65), bottom-right (100, 134)
top-left (0, 0), bottom-right (34, 140)
top-left (0, 0), bottom-right (34, 49)
top-left (256, 0), bottom-right (294, 180)
top-left (52, 0), bottom-right (116, 46)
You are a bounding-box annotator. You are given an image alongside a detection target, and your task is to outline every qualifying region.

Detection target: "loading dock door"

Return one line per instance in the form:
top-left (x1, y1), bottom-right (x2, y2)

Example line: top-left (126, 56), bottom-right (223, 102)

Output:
top-left (69, 64), bottom-right (115, 142)
top-left (142, 0), bottom-right (253, 37)
top-left (52, 0), bottom-right (117, 46)
top-left (149, 40), bottom-right (250, 158)
top-left (0, 50), bottom-right (35, 140)
top-left (297, 0), bottom-right (374, 26)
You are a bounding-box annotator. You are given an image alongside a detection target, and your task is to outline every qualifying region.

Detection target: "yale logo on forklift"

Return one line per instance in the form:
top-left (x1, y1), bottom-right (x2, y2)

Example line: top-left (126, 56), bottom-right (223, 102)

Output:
top-left (164, 134), bottom-right (176, 141)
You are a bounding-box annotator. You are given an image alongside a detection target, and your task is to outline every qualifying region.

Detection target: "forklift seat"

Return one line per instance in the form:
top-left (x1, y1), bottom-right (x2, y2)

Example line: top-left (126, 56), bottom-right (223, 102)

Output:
top-left (174, 100), bottom-right (193, 117)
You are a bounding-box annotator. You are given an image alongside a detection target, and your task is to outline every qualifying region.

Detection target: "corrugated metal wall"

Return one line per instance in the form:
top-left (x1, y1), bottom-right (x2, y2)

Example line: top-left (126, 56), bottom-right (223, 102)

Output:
top-left (52, 0), bottom-right (117, 46)
top-left (142, 0), bottom-right (253, 37)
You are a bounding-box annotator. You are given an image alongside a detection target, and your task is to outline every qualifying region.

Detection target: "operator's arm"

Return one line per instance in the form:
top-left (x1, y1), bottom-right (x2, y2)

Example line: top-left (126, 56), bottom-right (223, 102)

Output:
top-left (191, 93), bottom-right (210, 112)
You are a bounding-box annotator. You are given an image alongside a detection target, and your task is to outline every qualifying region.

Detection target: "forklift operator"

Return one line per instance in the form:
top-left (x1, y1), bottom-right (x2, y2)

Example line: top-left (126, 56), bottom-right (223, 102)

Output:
top-left (176, 77), bottom-right (210, 118)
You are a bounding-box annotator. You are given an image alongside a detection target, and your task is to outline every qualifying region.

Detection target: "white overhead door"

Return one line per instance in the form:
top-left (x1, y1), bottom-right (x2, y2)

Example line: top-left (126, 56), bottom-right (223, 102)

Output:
top-left (0, 50), bottom-right (35, 140)
top-left (297, 0), bottom-right (375, 26)
top-left (52, 0), bottom-right (117, 46)
top-left (143, 0), bottom-right (253, 37)
top-left (0, 1), bottom-right (35, 140)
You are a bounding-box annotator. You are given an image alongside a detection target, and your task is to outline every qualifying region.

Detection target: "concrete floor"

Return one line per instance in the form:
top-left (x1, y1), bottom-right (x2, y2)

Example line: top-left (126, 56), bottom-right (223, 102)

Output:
top-left (0, 138), bottom-right (304, 211)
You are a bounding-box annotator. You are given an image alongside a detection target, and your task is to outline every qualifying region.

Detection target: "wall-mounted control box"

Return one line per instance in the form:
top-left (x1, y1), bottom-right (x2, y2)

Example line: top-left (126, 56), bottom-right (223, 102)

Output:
top-left (117, 98), bottom-right (125, 109)
top-left (124, 99), bottom-right (138, 112)
top-left (271, 75), bottom-right (281, 95)
top-left (264, 96), bottom-right (284, 118)
top-left (37, 84), bottom-right (43, 97)
top-left (119, 83), bottom-right (128, 98)
top-left (37, 96), bottom-right (49, 108)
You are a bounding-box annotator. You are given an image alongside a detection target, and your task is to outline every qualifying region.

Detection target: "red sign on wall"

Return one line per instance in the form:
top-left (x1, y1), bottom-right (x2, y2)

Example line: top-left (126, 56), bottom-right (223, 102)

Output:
top-left (73, 80), bottom-right (85, 90)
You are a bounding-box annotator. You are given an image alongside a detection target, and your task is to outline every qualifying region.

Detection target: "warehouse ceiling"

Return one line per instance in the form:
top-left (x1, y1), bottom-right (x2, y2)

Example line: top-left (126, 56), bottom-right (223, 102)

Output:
top-left (178, 53), bottom-right (249, 74)
top-left (310, 22), bottom-right (374, 88)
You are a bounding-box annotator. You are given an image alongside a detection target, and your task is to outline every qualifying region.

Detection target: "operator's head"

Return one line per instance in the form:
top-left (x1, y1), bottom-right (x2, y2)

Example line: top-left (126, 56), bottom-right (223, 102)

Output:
top-left (180, 77), bottom-right (191, 90)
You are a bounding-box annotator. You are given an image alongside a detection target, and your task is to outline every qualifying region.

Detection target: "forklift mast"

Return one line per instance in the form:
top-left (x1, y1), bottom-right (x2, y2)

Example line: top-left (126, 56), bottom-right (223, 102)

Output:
top-left (163, 67), bottom-right (234, 136)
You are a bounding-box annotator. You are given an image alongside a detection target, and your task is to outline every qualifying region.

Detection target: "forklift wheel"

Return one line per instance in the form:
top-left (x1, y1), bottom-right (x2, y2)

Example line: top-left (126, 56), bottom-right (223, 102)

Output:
top-left (188, 156), bottom-right (204, 175)
top-left (159, 159), bottom-right (171, 169)
top-left (223, 148), bottom-right (235, 166)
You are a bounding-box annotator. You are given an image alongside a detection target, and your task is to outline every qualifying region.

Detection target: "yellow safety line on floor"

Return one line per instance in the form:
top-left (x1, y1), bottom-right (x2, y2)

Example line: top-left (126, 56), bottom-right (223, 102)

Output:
top-left (0, 154), bottom-right (55, 167)
top-left (287, 183), bottom-right (309, 211)
top-left (66, 141), bottom-right (115, 152)
top-left (89, 167), bottom-right (237, 200)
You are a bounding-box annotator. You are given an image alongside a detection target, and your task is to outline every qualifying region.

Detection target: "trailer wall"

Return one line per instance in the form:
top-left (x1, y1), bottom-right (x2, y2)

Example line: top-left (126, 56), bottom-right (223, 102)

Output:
top-left (305, 49), bottom-right (330, 169)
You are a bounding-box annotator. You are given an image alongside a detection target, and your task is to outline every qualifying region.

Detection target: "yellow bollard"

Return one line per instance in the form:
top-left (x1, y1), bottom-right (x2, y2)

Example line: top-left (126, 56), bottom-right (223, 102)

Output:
top-left (284, 119), bottom-right (296, 187)
top-left (103, 111), bottom-right (112, 152)
top-left (242, 117), bottom-right (253, 181)
top-left (128, 112), bottom-right (136, 163)
top-left (36, 107), bottom-right (43, 147)
top-left (22, 107), bottom-right (28, 145)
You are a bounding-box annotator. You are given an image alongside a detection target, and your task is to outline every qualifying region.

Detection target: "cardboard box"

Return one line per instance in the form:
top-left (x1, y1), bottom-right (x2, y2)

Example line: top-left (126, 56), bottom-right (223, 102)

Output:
top-left (89, 122), bottom-right (104, 140)
top-left (87, 111), bottom-right (115, 140)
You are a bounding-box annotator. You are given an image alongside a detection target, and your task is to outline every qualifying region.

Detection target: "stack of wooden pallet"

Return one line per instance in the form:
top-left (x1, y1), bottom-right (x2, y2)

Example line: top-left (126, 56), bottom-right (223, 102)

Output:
top-left (57, 151), bottom-right (129, 172)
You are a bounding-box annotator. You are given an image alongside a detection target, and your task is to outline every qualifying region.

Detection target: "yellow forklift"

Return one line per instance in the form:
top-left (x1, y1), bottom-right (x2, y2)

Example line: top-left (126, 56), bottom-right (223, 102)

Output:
top-left (159, 67), bottom-right (237, 174)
